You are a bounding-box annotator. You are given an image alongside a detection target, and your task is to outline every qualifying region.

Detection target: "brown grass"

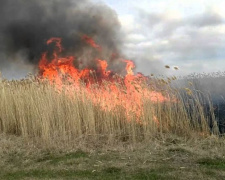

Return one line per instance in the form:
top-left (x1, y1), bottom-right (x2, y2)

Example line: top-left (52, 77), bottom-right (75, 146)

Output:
top-left (0, 76), bottom-right (217, 149)
top-left (1, 133), bottom-right (225, 180)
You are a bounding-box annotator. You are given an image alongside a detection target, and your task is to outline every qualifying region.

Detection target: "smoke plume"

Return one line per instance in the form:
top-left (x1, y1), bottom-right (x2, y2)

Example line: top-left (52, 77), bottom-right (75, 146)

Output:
top-left (0, 0), bottom-right (124, 78)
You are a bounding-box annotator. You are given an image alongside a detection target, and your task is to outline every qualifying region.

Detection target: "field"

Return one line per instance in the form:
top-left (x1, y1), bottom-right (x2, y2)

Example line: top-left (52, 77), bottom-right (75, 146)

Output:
top-left (1, 0), bottom-right (225, 179)
top-left (0, 73), bottom-right (225, 179)
top-left (1, 134), bottom-right (225, 179)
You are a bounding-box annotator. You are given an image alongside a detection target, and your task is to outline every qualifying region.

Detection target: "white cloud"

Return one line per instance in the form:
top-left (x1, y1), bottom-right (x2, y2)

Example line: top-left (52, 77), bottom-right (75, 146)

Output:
top-left (118, 15), bottom-right (136, 33)
top-left (102, 0), bottom-right (225, 75)
top-left (126, 33), bottom-right (146, 42)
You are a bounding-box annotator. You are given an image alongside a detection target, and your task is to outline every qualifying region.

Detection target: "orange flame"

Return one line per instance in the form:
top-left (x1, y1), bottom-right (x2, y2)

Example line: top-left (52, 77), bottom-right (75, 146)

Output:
top-left (82, 35), bottom-right (102, 51)
top-left (39, 36), bottom-right (170, 124)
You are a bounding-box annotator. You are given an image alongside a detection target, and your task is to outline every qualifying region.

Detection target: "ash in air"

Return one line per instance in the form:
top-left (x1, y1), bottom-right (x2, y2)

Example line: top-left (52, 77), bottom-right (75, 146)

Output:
top-left (0, 0), bottom-right (125, 78)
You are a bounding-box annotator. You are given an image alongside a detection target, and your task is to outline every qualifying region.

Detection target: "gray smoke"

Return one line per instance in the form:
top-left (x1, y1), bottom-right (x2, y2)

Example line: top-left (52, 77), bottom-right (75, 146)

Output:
top-left (0, 0), bottom-right (124, 78)
top-left (172, 74), bottom-right (225, 134)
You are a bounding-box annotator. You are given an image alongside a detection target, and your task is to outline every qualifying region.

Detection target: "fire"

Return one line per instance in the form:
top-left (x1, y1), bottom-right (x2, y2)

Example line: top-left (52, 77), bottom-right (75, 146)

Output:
top-left (82, 35), bottom-right (102, 51)
top-left (39, 35), bottom-right (170, 124)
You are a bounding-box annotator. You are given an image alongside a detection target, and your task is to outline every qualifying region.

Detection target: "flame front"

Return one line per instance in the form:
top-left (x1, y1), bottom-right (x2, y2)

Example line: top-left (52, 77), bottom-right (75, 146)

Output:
top-left (39, 36), bottom-right (170, 124)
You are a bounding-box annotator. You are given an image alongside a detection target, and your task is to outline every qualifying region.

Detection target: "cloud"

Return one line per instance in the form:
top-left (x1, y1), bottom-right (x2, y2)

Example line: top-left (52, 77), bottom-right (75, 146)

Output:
top-left (121, 9), bottom-right (225, 75)
top-left (126, 33), bottom-right (146, 43)
top-left (187, 12), bottom-right (223, 27)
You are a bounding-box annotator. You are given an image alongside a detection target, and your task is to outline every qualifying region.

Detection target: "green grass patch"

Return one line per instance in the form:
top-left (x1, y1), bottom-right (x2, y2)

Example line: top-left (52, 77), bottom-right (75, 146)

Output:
top-left (198, 158), bottom-right (225, 169)
top-left (36, 150), bottom-right (88, 164)
top-left (133, 168), bottom-right (178, 180)
top-left (103, 166), bottom-right (122, 174)
top-left (1, 169), bottom-right (95, 180)
top-left (167, 147), bottom-right (190, 154)
top-left (0, 167), bottom-right (177, 180)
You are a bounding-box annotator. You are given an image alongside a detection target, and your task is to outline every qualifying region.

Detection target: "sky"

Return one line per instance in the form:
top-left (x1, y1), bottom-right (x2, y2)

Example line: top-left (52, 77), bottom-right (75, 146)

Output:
top-left (95, 0), bottom-right (225, 76)
top-left (1, 0), bottom-right (224, 78)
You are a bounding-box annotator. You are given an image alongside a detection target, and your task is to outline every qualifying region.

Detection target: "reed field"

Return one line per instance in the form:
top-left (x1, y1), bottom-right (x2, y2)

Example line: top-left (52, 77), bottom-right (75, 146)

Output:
top-left (0, 74), bottom-right (217, 147)
top-left (0, 37), bottom-right (216, 147)
top-left (1, 73), bottom-right (225, 179)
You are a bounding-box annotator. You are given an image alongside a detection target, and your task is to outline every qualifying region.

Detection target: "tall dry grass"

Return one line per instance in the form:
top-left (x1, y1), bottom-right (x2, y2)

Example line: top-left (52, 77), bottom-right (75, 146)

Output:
top-left (0, 76), bottom-right (217, 148)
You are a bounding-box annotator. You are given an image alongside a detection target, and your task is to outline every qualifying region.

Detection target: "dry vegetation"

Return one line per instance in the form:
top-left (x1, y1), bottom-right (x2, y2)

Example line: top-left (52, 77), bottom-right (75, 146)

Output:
top-left (0, 75), bottom-right (225, 179)
top-left (1, 133), bottom-right (225, 179)
top-left (0, 75), bottom-right (215, 147)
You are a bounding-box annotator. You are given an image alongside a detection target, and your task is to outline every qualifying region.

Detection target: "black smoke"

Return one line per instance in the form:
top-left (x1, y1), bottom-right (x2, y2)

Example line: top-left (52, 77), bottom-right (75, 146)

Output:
top-left (0, 0), bottom-right (124, 78)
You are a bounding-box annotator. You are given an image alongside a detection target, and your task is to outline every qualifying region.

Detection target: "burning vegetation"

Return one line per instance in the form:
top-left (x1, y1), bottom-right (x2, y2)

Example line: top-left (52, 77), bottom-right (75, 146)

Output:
top-left (0, 0), bottom-right (224, 148)
top-left (38, 36), bottom-right (172, 124)
top-left (0, 34), bottom-right (220, 147)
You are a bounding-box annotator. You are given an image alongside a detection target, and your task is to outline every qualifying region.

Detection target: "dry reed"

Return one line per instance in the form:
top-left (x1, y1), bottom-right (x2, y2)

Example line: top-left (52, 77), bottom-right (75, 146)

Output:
top-left (0, 76), bottom-right (217, 148)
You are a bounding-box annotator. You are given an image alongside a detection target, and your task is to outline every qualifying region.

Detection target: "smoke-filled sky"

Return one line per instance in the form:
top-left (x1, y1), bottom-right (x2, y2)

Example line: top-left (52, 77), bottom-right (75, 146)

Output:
top-left (0, 0), bottom-right (124, 79)
top-left (98, 0), bottom-right (225, 76)
top-left (0, 0), bottom-right (225, 78)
